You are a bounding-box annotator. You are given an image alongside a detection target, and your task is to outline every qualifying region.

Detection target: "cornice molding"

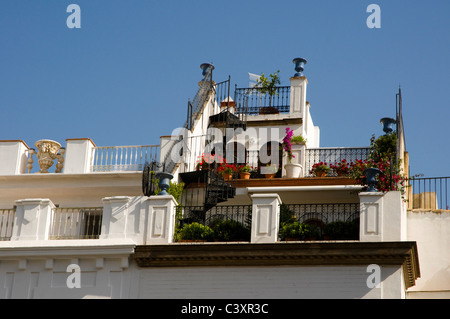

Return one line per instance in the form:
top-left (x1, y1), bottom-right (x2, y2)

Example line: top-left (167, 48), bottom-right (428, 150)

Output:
top-left (134, 241), bottom-right (420, 289)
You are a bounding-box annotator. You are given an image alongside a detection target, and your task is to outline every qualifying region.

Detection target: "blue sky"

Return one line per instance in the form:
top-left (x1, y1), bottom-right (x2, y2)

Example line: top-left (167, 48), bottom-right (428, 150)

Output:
top-left (1, 0), bottom-right (449, 178)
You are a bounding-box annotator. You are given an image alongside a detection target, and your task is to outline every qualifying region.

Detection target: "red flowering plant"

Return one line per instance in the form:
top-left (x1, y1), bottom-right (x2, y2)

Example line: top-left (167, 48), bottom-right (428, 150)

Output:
top-left (310, 162), bottom-right (330, 176)
top-left (349, 156), bottom-right (406, 195)
top-left (223, 164), bottom-right (236, 174)
top-left (196, 153), bottom-right (223, 171)
top-left (216, 158), bottom-right (236, 175)
top-left (330, 159), bottom-right (351, 176)
top-left (282, 127), bottom-right (295, 163)
top-left (238, 164), bottom-right (252, 173)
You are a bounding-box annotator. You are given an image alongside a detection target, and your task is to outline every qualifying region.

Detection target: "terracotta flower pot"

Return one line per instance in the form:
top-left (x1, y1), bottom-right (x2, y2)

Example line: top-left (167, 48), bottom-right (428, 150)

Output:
top-left (315, 170), bottom-right (327, 177)
top-left (239, 172), bottom-right (251, 179)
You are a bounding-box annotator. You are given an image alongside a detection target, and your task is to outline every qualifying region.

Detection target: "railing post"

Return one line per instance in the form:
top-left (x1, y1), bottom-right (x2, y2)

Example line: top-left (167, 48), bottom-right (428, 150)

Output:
top-left (250, 194), bottom-right (281, 243)
top-left (289, 76), bottom-right (307, 117)
top-left (145, 195), bottom-right (178, 245)
top-left (359, 191), bottom-right (406, 242)
top-left (64, 138), bottom-right (96, 174)
top-left (101, 196), bottom-right (133, 240)
top-left (11, 199), bottom-right (55, 241)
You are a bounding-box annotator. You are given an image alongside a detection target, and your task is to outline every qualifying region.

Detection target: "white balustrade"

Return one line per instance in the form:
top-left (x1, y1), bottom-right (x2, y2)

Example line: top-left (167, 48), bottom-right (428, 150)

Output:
top-left (91, 145), bottom-right (160, 172)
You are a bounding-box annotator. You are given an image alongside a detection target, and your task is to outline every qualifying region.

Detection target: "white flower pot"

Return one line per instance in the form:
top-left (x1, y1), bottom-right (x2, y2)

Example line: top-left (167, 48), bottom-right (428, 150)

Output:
top-left (285, 163), bottom-right (302, 178)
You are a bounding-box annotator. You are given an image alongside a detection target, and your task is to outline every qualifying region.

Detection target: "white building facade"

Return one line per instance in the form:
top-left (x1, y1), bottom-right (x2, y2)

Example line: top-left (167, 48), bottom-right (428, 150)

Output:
top-left (0, 60), bottom-right (448, 299)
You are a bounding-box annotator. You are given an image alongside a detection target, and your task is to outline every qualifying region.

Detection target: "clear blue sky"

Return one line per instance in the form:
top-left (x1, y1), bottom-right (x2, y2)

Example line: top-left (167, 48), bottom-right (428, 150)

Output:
top-left (1, 0), bottom-right (449, 178)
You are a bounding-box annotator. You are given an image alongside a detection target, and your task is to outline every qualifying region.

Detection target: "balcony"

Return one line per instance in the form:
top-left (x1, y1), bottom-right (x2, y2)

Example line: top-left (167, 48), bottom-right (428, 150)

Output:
top-left (234, 86), bottom-right (291, 115)
top-left (305, 147), bottom-right (371, 177)
top-left (408, 176), bottom-right (450, 210)
top-left (174, 203), bottom-right (360, 243)
top-left (0, 139), bottom-right (160, 175)
top-left (176, 205), bottom-right (252, 242)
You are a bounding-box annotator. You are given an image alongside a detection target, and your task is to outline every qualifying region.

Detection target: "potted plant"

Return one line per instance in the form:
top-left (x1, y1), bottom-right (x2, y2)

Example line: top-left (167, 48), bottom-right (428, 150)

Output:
top-left (282, 127), bottom-right (302, 178)
top-left (217, 161), bottom-right (236, 181)
top-left (279, 222), bottom-right (320, 241)
top-left (179, 222), bottom-right (214, 242)
top-left (263, 163), bottom-right (279, 179)
top-left (256, 70), bottom-right (281, 112)
top-left (330, 159), bottom-right (351, 177)
top-left (238, 164), bottom-right (251, 179)
top-left (196, 153), bottom-right (220, 171)
top-left (279, 222), bottom-right (303, 241)
top-left (291, 135), bottom-right (307, 144)
top-left (310, 162), bottom-right (330, 177)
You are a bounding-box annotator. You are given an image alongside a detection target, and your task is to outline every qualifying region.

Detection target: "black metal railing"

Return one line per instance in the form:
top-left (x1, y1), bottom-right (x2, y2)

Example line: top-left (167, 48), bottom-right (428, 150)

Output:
top-left (175, 205), bottom-right (252, 242)
top-left (408, 177), bottom-right (450, 210)
top-left (214, 77), bottom-right (232, 106)
top-left (186, 67), bottom-right (215, 131)
top-left (279, 203), bottom-right (360, 240)
top-left (305, 147), bottom-right (370, 177)
top-left (234, 86), bottom-right (290, 115)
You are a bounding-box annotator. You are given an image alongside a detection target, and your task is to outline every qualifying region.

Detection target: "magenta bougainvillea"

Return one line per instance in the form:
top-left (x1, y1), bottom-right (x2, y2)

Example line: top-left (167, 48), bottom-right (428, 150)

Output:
top-left (282, 127), bottom-right (295, 163)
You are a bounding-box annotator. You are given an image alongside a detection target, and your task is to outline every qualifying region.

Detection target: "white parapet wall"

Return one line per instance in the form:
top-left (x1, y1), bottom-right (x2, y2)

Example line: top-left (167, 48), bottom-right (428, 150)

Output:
top-left (359, 191), bottom-right (407, 242)
top-left (12, 199), bottom-right (55, 241)
top-left (0, 140), bottom-right (29, 175)
top-left (63, 138), bottom-right (96, 174)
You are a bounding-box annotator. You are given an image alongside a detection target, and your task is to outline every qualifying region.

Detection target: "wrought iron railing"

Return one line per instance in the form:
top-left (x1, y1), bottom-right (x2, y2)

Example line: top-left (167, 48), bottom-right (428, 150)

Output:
top-left (185, 66), bottom-right (215, 131)
top-left (408, 177), bottom-right (450, 210)
top-left (91, 145), bottom-right (160, 172)
top-left (50, 207), bottom-right (103, 239)
top-left (279, 203), bottom-right (360, 240)
top-left (175, 205), bottom-right (252, 242)
top-left (305, 147), bottom-right (370, 176)
top-left (0, 208), bottom-right (15, 241)
top-left (281, 203), bottom-right (360, 223)
top-left (234, 86), bottom-right (290, 115)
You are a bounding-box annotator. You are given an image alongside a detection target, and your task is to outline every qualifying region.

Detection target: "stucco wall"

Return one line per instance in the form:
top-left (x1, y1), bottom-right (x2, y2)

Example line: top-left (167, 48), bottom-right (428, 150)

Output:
top-left (136, 265), bottom-right (402, 299)
top-left (406, 210), bottom-right (450, 298)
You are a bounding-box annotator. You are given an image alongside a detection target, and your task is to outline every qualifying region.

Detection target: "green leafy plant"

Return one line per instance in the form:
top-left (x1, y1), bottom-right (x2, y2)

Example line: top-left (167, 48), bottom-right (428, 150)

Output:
top-left (291, 135), bottom-right (307, 144)
top-left (153, 180), bottom-right (185, 200)
top-left (370, 133), bottom-right (397, 160)
top-left (264, 163), bottom-right (279, 174)
top-left (257, 70), bottom-right (281, 98)
top-left (279, 222), bottom-right (303, 239)
top-left (238, 164), bottom-right (251, 173)
top-left (210, 219), bottom-right (250, 242)
top-left (279, 222), bottom-right (320, 240)
top-left (349, 132), bottom-right (406, 196)
top-left (179, 222), bottom-right (214, 241)
top-left (279, 204), bottom-right (297, 224)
